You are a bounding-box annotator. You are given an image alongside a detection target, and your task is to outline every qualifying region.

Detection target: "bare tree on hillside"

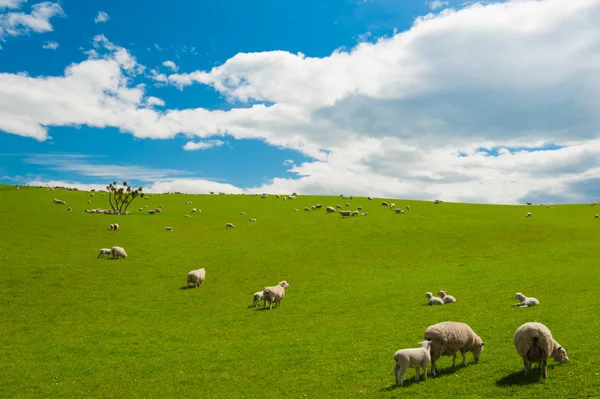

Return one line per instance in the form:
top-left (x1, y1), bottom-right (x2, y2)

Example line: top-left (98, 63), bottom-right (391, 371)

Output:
top-left (106, 181), bottom-right (144, 212)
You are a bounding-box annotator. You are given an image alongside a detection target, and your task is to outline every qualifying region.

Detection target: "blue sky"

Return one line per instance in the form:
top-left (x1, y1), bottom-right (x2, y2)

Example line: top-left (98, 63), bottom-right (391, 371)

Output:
top-left (1, 0), bottom-right (599, 203)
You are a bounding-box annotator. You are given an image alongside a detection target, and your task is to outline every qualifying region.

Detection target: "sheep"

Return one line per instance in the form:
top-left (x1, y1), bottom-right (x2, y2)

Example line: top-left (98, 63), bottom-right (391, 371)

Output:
top-left (395, 209), bottom-right (404, 214)
top-left (357, 206), bottom-right (363, 211)
top-left (138, 207), bottom-right (143, 211)
top-left (345, 202), bottom-right (350, 207)
top-left (526, 202), bottom-right (532, 205)
top-left (434, 199), bottom-right (440, 204)
top-left (513, 322), bottom-right (569, 379)
top-left (513, 292), bottom-right (540, 308)
top-left (263, 280), bottom-right (290, 310)
top-left (390, 203), bottom-right (396, 209)
top-left (186, 201), bottom-right (192, 205)
top-left (111, 246), bottom-right (127, 259)
top-left (393, 340), bottom-right (432, 387)
top-left (526, 212), bottom-right (532, 217)
top-left (240, 211), bottom-right (245, 215)
top-left (425, 292), bottom-right (444, 306)
top-left (311, 205), bottom-right (316, 210)
top-left (159, 205), bottom-right (163, 208)
top-left (252, 291), bottom-right (264, 307)
top-left (360, 212), bottom-right (368, 216)
top-left (406, 205), bottom-right (411, 210)
top-left (109, 224), bottom-right (114, 230)
top-left (351, 210), bottom-right (359, 216)
top-left (97, 248), bottom-right (112, 258)
top-left (595, 215), bottom-right (599, 219)
top-left (87, 200), bottom-right (91, 204)
top-left (592, 202), bottom-right (597, 206)
top-left (165, 227), bottom-right (173, 231)
top-left (186, 268), bottom-right (206, 288)
top-left (148, 210), bottom-right (156, 215)
top-left (249, 218), bottom-right (256, 222)
top-left (336, 204), bottom-right (342, 209)
top-left (315, 204), bottom-right (323, 209)
top-left (381, 201), bottom-right (389, 207)
top-left (367, 196), bottom-right (373, 200)
top-left (185, 215), bottom-right (191, 218)
top-left (424, 321), bottom-right (485, 376)
top-left (67, 207), bottom-right (72, 211)
top-left (304, 207), bottom-right (310, 212)
top-left (155, 208), bottom-right (162, 213)
top-left (294, 208), bottom-right (299, 211)
top-left (192, 208), bottom-right (197, 213)
top-left (437, 291), bottom-right (456, 303)
top-left (226, 223), bottom-right (235, 229)
top-left (326, 206), bottom-right (336, 213)
top-left (339, 210), bottom-right (352, 217)
top-left (112, 223), bottom-right (119, 231)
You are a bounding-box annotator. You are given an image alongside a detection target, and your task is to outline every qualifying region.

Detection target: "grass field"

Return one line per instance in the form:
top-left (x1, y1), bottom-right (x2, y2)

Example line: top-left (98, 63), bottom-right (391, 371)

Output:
top-left (1, 184), bottom-right (599, 398)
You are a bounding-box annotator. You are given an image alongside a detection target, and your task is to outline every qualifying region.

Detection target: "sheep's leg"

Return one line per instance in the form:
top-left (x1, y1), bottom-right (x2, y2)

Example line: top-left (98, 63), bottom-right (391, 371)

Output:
top-left (541, 360), bottom-right (548, 379)
top-left (452, 352), bottom-right (457, 368)
top-left (393, 364), bottom-right (400, 386)
top-left (422, 364), bottom-right (427, 380)
top-left (461, 350), bottom-right (467, 366)
top-left (415, 366), bottom-right (420, 382)
top-left (523, 359), bottom-right (530, 376)
top-left (431, 357), bottom-right (437, 377)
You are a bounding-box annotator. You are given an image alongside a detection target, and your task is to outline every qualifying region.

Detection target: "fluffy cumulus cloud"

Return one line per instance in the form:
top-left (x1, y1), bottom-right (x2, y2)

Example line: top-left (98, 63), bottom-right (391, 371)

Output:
top-left (0, 0), bottom-right (26, 9)
top-left (0, 1), bottom-right (64, 47)
top-left (94, 11), bottom-right (109, 24)
top-left (162, 60), bottom-right (178, 72)
top-left (41, 40), bottom-right (58, 49)
top-left (183, 139), bottom-right (224, 151)
top-left (3, 0), bottom-right (600, 203)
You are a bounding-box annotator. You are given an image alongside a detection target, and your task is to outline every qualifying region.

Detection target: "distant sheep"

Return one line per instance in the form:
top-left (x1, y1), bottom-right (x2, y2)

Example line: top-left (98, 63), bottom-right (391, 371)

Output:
top-left (87, 200), bottom-right (91, 204)
top-left (339, 210), bottom-right (352, 217)
top-left (514, 322), bottom-right (569, 379)
top-left (381, 201), bottom-right (389, 207)
top-left (526, 212), bottom-right (532, 217)
top-left (113, 223), bottom-right (119, 231)
top-left (395, 209), bottom-right (404, 214)
top-left (186, 268), bottom-right (206, 288)
top-left (360, 212), bottom-right (368, 216)
top-left (345, 203), bottom-right (350, 207)
top-left (526, 202), bottom-right (532, 205)
top-left (155, 208), bottom-right (162, 213)
top-left (326, 206), bottom-right (336, 213)
top-left (304, 207), bottom-right (310, 212)
top-left (294, 208), bottom-right (298, 211)
top-left (249, 218), bottom-right (256, 222)
top-left (226, 223), bottom-right (235, 229)
top-left (148, 210), bottom-right (156, 215)
top-left (424, 321), bottom-right (485, 376)
top-left (315, 204), bottom-right (323, 209)
top-left (351, 210), bottom-right (359, 216)
top-left (357, 206), bottom-right (363, 211)
top-left (240, 211), bottom-right (245, 215)
top-left (67, 207), bottom-right (72, 211)
top-left (406, 205), bottom-right (411, 210)
top-left (513, 292), bottom-right (539, 308)
top-left (437, 291), bottom-right (456, 304)
top-left (367, 196), bottom-right (373, 200)
top-left (390, 203), bottom-right (395, 209)
top-left (592, 202), bottom-right (597, 206)
top-left (185, 215), bottom-right (191, 218)
top-left (336, 204), bottom-right (342, 209)
top-left (111, 246), bottom-right (127, 259)
top-left (434, 200), bottom-right (440, 204)
top-left (97, 248), bottom-right (112, 258)
top-left (263, 280), bottom-right (290, 310)
top-left (393, 340), bottom-right (432, 387)
top-left (595, 214), bottom-right (599, 219)
top-left (138, 207), bottom-right (143, 211)
top-left (425, 292), bottom-right (444, 306)
top-left (192, 208), bottom-right (197, 213)
top-left (165, 227), bottom-right (173, 231)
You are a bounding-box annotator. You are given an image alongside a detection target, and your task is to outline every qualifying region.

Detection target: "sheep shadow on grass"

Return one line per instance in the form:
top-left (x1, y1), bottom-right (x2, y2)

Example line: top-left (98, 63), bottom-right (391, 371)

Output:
top-left (496, 364), bottom-right (558, 386)
top-left (380, 376), bottom-right (424, 391)
top-left (380, 363), bottom-right (470, 392)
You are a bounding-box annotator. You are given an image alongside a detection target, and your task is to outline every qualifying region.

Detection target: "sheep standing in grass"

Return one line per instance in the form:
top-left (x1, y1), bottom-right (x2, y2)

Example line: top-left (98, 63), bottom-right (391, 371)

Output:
top-left (357, 206), bottom-right (363, 211)
top-left (192, 208), bottom-right (197, 213)
top-left (97, 248), bottom-right (112, 258)
top-left (367, 196), bottom-right (373, 200)
top-left (294, 208), bottom-right (299, 212)
top-left (263, 280), bottom-right (289, 310)
top-left (393, 340), bottom-right (432, 386)
top-left (424, 321), bottom-right (485, 376)
top-left (185, 215), bottom-right (191, 218)
top-left (381, 201), bottom-right (389, 207)
top-left (406, 205), bottom-right (411, 210)
top-left (113, 223), bottom-right (119, 231)
top-left (148, 210), bottom-right (156, 215)
top-left (513, 292), bottom-right (540, 307)
top-left (351, 210), bottom-right (359, 216)
top-left (361, 212), bottom-right (368, 216)
top-left (315, 204), bottom-right (323, 209)
top-left (111, 246), bottom-right (127, 259)
top-left (304, 207), bottom-right (310, 212)
top-left (526, 212), bottom-right (532, 217)
top-left (339, 210), bottom-right (351, 217)
top-left (109, 224), bottom-right (114, 230)
top-left (336, 204), bottom-right (342, 209)
top-left (425, 292), bottom-right (443, 305)
top-left (165, 227), bottom-right (173, 231)
top-left (226, 223), bottom-right (235, 229)
top-left (67, 207), bottom-right (72, 211)
top-left (249, 218), bottom-right (256, 222)
top-left (326, 206), bottom-right (336, 213)
top-left (595, 215), bottom-right (599, 219)
top-left (437, 291), bottom-right (456, 303)
top-left (87, 200), bottom-right (91, 204)
top-left (240, 211), bottom-right (245, 215)
top-left (252, 291), bottom-right (264, 307)
top-left (395, 209), bottom-right (404, 214)
top-left (186, 268), bottom-right (206, 288)
top-left (514, 322), bottom-right (569, 379)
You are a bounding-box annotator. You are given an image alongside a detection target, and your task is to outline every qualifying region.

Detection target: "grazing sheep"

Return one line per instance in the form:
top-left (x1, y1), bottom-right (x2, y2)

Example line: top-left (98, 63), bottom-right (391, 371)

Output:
top-left (437, 291), bottom-right (456, 303)
top-left (155, 208), bottom-right (162, 213)
top-left (424, 321), bottom-right (485, 376)
top-left (304, 207), bottom-right (310, 212)
top-left (360, 212), bottom-right (368, 216)
top-left (263, 281), bottom-right (290, 310)
top-left (226, 223), bottom-right (235, 229)
top-left (113, 223), bottom-right (119, 231)
top-left (393, 340), bottom-right (432, 387)
top-left (526, 202), bottom-right (532, 205)
top-left (336, 204), bottom-right (342, 209)
top-left (67, 207), bottom-right (72, 211)
top-left (357, 206), bottom-right (363, 211)
top-left (592, 202), bottom-right (597, 206)
top-left (395, 209), bottom-right (404, 214)
top-left (111, 246), bottom-right (127, 259)
top-left (249, 218), bottom-right (256, 222)
top-left (426, 292), bottom-right (444, 306)
top-left (390, 203), bottom-right (396, 209)
top-left (406, 205), bottom-right (411, 210)
top-left (252, 291), bottom-right (264, 307)
top-left (165, 227), bottom-right (173, 231)
top-left (514, 322), bottom-right (569, 379)
top-left (294, 208), bottom-right (299, 211)
top-left (526, 212), bottom-right (532, 217)
top-left (326, 206), bottom-right (336, 213)
top-left (87, 200), bottom-right (91, 204)
top-left (159, 205), bottom-right (163, 208)
top-left (381, 201), bottom-right (389, 207)
top-left (367, 196), bottom-right (373, 200)
top-left (186, 201), bottom-right (192, 205)
top-left (138, 207), bottom-right (143, 211)
top-left (595, 215), bottom-right (599, 219)
top-left (434, 199), bottom-right (440, 204)
top-left (192, 208), bottom-right (197, 213)
top-left (109, 224), bottom-right (114, 230)
top-left (240, 211), bottom-right (245, 215)
top-left (148, 210), bottom-right (156, 215)
top-left (513, 292), bottom-right (540, 308)
top-left (315, 204), bottom-right (323, 209)
top-left (186, 268), bottom-right (206, 288)
top-left (97, 248), bottom-right (112, 258)
top-left (351, 210), bottom-right (359, 216)
top-left (345, 202), bottom-right (350, 207)
top-left (339, 210), bottom-right (352, 217)
top-left (185, 215), bottom-right (191, 218)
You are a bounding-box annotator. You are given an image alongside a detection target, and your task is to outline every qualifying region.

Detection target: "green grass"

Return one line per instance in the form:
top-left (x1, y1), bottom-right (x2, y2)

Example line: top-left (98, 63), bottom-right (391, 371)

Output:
top-left (1, 185), bottom-right (599, 398)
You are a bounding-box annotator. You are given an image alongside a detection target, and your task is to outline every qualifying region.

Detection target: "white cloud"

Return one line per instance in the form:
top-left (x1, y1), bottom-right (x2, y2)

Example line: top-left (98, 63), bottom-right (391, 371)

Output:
top-left (0, 2), bottom-right (64, 45)
top-left (145, 96), bottom-right (165, 107)
top-left (0, 0), bottom-right (26, 9)
top-left (42, 40), bottom-right (58, 49)
top-left (183, 139), bottom-right (225, 151)
top-left (3, 0), bottom-right (600, 203)
top-left (283, 159), bottom-right (293, 165)
top-left (94, 11), bottom-right (109, 24)
top-left (429, 0), bottom-right (448, 10)
top-left (162, 60), bottom-right (178, 72)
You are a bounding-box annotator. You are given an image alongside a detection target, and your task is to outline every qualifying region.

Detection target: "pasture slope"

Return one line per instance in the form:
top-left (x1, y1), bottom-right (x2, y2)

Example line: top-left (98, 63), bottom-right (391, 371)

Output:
top-left (0, 184), bottom-right (599, 399)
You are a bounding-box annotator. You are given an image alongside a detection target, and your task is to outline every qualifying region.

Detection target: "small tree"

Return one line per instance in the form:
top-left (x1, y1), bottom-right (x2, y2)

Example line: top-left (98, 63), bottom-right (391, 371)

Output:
top-left (106, 181), bottom-right (144, 212)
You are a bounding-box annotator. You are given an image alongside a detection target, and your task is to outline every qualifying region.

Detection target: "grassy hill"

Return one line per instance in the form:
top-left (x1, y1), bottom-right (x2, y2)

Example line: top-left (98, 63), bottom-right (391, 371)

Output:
top-left (1, 184), bottom-right (599, 398)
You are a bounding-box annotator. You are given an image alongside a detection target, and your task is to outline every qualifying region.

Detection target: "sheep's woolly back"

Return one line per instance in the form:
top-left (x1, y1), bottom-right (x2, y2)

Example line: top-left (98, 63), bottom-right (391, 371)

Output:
top-left (513, 322), bottom-right (556, 360)
top-left (424, 322), bottom-right (484, 352)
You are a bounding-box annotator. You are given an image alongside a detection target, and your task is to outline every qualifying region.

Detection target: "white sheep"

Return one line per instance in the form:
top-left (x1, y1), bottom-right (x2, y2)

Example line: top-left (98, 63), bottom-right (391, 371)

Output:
top-left (97, 248), bottom-right (112, 258)
top-left (357, 206), bottom-right (363, 211)
top-left (249, 218), bottom-right (256, 222)
top-left (526, 212), bottom-right (532, 217)
top-left (138, 207), bottom-right (143, 211)
top-left (425, 292), bottom-right (444, 306)
top-left (513, 292), bottom-right (540, 308)
top-left (595, 214), bottom-right (599, 219)
top-left (336, 204), bottom-right (342, 209)
top-left (294, 208), bottom-right (299, 212)
top-left (390, 203), bottom-right (395, 209)
top-left (367, 196), bottom-right (373, 200)
top-left (339, 210), bottom-right (351, 217)
top-left (165, 227), bottom-right (173, 231)
top-left (326, 206), bottom-right (336, 213)
top-left (424, 321), bottom-right (485, 376)
top-left (226, 223), bottom-right (235, 229)
top-left (395, 209), bottom-right (404, 214)
top-left (252, 291), bottom-right (264, 307)
top-left (240, 211), bottom-right (245, 215)
top-left (112, 223), bottom-right (119, 231)
top-left (186, 268), bottom-right (206, 288)
top-left (185, 215), bottom-right (191, 218)
top-left (393, 340), bottom-right (432, 386)
top-left (406, 205), bottom-right (411, 210)
top-left (360, 212), bottom-right (368, 216)
top-left (351, 210), bottom-right (359, 216)
top-left (312, 205), bottom-right (316, 210)
top-left (513, 322), bottom-right (569, 379)
top-left (315, 204), bottom-right (323, 209)
top-left (192, 208), bottom-right (197, 213)
top-left (148, 210), bottom-right (156, 215)
top-left (381, 201), bottom-right (389, 207)
top-left (87, 200), bottom-right (91, 204)
top-left (304, 207), bottom-right (310, 212)
top-left (263, 280), bottom-right (290, 310)
top-left (155, 208), bottom-right (162, 213)
top-left (345, 202), bottom-right (350, 207)
top-left (109, 224), bottom-right (114, 230)
top-left (526, 202), bottom-right (532, 205)
top-left (437, 290), bottom-right (456, 303)
top-left (67, 207), bottom-right (72, 211)
top-left (111, 246), bottom-right (127, 259)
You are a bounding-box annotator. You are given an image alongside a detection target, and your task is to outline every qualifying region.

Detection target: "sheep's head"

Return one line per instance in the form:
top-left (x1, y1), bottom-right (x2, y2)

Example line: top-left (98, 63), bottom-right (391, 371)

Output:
top-left (473, 341), bottom-right (485, 362)
top-left (425, 292), bottom-right (433, 299)
top-left (418, 340), bottom-right (431, 350)
top-left (279, 281), bottom-right (289, 289)
top-left (514, 292), bottom-right (526, 301)
top-left (553, 346), bottom-right (569, 363)
top-left (437, 291), bottom-right (446, 298)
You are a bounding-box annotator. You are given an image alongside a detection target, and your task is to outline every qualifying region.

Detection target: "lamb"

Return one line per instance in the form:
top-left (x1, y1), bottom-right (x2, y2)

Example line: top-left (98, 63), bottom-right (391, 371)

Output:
top-left (304, 207), bottom-right (310, 212)
top-left (226, 223), bottom-right (235, 229)
top-left (513, 292), bottom-right (540, 308)
top-left (393, 340), bottom-right (432, 387)
top-left (263, 280), bottom-right (290, 310)
top-left (97, 248), bottom-right (112, 258)
top-left (249, 218), bottom-right (256, 222)
top-left (390, 203), bottom-right (395, 209)
top-left (336, 204), bottom-right (342, 209)
top-left (406, 205), bottom-right (411, 210)
top-left (111, 246), bottom-right (127, 259)
top-left (252, 291), bottom-right (264, 307)
top-left (192, 208), bottom-right (197, 213)
top-left (112, 223), bottom-right (119, 231)
top-left (437, 291), bottom-right (456, 303)
top-left (425, 292), bottom-right (444, 306)
top-left (351, 210), bottom-right (359, 216)
top-left (424, 321), bottom-right (485, 376)
top-left (360, 212), bottom-right (368, 216)
top-left (87, 200), bottom-right (91, 204)
top-left (526, 212), bottom-right (532, 217)
top-left (326, 206), bottom-right (336, 213)
top-left (381, 201), bottom-right (389, 207)
top-left (240, 211), bottom-right (245, 215)
top-left (339, 210), bottom-right (352, 217)
top-left (513, 322), bottom-right (569, 379)
top-left (357, 206), bottom-right (363, 211)
top-left (165, 227), bottom-right (173, 231)
top-left (294, 208), bottom-right (299, 211)
top-left (186, 268), bottom-right (206, 288)
top-left (345, 202), bottom-right (350, 207)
